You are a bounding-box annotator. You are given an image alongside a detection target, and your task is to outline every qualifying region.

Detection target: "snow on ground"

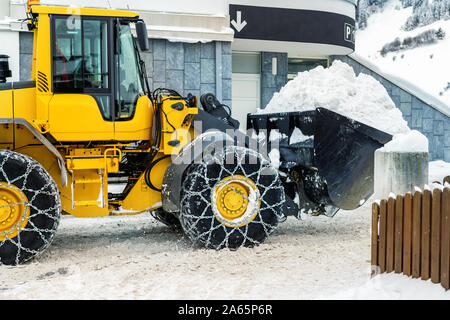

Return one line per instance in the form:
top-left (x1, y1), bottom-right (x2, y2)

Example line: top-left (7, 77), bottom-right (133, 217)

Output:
top-left (323, 273), bottom-right (450, 300)
top-left (0, 163), bottom-right (448, 300)
top-left (356, 0), bottom-right (450, 106)
top-left (0, 202), bottom-right (378, 300)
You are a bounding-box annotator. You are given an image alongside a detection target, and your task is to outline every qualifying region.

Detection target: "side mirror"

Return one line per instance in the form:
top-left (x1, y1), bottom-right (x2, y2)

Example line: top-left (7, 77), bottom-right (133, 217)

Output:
top-left (136, 21), bottom-right (150, 51)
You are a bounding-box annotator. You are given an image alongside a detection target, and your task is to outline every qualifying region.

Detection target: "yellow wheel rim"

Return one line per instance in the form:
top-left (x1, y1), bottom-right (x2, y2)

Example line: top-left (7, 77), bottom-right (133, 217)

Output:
top-left (213, 175), bottom-right (260, 228)
top-left (0, 182), bottom-right (30, 241)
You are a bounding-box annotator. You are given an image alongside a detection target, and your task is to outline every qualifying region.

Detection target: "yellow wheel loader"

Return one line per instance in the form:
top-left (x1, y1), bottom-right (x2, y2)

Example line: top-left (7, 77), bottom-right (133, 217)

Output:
top-left (0, 1), bottom-right (392, 265)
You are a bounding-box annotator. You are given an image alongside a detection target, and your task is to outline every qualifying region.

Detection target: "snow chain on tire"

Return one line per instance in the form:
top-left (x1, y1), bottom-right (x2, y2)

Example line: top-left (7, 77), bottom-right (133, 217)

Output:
top-left (0, 150), bottom-right (61, 265)
top-left (179, 146), bottom-right (285, 249)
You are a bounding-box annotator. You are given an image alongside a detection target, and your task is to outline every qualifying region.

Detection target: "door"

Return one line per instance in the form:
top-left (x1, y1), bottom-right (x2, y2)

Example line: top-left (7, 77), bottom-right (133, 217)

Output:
top-left (113, 22), bottom-right (152, 141)
top-left (232, 73), bottom-right (261, 131)
top-left (48, 15), bottom-right (114, 142)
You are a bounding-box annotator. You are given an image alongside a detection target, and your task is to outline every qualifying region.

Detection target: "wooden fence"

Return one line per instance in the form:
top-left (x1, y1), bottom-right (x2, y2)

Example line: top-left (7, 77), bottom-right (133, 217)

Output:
top-left (371, 178), bottom-right (450, 290)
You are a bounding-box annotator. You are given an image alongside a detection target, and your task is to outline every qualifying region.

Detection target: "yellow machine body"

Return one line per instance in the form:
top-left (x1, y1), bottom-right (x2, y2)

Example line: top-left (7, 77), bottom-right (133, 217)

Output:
top-left (0, 2), bottom-right (199, 217)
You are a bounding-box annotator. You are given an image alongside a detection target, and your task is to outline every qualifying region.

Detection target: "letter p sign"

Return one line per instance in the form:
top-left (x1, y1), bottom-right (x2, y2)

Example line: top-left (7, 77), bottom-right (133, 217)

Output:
top-left (344, 23), bottom-right (355, 44)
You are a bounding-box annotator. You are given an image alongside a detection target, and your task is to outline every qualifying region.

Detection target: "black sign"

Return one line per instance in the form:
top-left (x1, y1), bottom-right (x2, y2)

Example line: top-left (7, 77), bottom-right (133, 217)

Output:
top-left (229, 4), bottom-right (355, 50)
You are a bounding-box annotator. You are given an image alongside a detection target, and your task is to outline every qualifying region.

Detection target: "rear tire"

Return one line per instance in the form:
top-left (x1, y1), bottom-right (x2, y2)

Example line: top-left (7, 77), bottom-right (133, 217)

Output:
top-left (0, 150), bottom-right (61, 265)
top-left (179, 146), bottom-right (285, 249)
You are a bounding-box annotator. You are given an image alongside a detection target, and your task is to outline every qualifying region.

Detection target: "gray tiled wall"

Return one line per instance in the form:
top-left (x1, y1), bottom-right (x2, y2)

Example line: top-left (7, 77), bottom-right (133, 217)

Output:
top-left (331, 55), bottom-right (450, 162)
top-left (260, 52), bottom-right (288, 109)
top-left (19, 32), bottom-right (33, 81)
top-left (140, 39), bottom-right (233, 108)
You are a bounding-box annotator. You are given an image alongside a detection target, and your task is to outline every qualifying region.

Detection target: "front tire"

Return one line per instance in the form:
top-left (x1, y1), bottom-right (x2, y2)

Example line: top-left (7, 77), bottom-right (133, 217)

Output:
top-left (151, 208), bottom-right (182, 231)
top-left (0, 150), bottom-right (61, 265)
top-left (179, 146), bottom-right (285, 249)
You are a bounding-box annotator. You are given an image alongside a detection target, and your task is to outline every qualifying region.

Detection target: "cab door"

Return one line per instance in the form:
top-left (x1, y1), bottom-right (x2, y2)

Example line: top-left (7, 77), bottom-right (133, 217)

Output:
top-left (48, 15), bottom-right (114, 142)
top-left (113, 22), bottom-right (153, 142)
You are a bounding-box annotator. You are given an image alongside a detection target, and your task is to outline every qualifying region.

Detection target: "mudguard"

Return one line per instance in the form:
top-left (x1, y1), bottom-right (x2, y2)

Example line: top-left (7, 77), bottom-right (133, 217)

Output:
top-left (0, 117), bottom-right (69, 186)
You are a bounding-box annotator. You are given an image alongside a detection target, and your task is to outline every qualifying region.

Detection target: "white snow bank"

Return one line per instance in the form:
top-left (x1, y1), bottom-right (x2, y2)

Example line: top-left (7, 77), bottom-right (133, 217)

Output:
top-left (323, 273), bottom-right (450, 300)
top-left (429, 160), bottom-right (450, 184)
top-left (257, 60), bottom-right (410, 135)
top-left (378, 130), bottom-right (429, 153)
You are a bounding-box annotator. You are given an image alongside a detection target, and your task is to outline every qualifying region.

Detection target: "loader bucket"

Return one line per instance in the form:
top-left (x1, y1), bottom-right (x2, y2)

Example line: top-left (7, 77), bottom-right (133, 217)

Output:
top-left (313, 108), bottom-right (392, 210)
top-left (247, 108), bottom-right (393, 211)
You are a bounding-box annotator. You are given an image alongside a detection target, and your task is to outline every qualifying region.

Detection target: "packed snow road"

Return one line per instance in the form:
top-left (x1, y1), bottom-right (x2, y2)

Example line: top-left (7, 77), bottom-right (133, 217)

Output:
top-left (1, 194), bottom-right (449, 300)
top-left (1, 160), bottom-right (449, 300)
top-left (0, 203), bottom-right (375, 300)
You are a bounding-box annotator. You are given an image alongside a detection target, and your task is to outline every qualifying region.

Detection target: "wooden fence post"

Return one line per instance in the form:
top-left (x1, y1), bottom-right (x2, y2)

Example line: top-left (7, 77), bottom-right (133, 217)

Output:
top-left (403, 193), bottom-right (413, 277)
top-left (421, 189), bottom-right (432, 280)
top-left (412, 192), bottom-right (422, 278)
top-left (394, 195), bottom-right (404, 273)
top-left (431, 189), bottom-right (442, 284)
top-left (386, 197), bottom-right (396, 273)
top-left (441, 188), bottom-right (450, 290)
top-left (379, 199), bottom-right (387, 274)
top-left (372, 203), bottom-right (380, 276)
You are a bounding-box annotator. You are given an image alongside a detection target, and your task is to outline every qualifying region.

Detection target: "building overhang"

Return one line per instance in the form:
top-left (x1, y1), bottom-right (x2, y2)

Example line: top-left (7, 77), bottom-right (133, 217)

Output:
top-left (230, 1), bottom-right (356, 56)
top-left (137, 11), bottom-right (234, 43)
top-left (233, 39), bottom-right (354, 56)
top-left (6, 0), bottom-right (356, 52)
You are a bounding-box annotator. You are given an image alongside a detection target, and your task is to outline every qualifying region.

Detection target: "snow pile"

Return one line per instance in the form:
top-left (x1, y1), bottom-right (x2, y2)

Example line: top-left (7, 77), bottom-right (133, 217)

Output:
top-left (378, 130), bottom-right (429, 153)
top-left (268, 130), bottom-right (287, 141)
top-left (268, 149), bottom-right (280, 170)
top-left (258, 60), bottom-right (410, 135)
top-left (429, 160), bottom-right (450, 183)
top-left (289, 127), bottom-right (312, 145)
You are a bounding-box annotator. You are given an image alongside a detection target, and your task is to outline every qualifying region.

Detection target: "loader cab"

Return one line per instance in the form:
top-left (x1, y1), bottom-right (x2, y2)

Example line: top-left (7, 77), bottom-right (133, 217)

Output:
top-left (29, 6), bottom-right (153, 142)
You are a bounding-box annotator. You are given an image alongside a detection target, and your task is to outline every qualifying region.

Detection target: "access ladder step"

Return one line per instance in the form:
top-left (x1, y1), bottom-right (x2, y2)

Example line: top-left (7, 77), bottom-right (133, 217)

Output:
top-left (73, 201), bottom-right (103, 207)
top-left (73, 179), bottom-right (103, 184)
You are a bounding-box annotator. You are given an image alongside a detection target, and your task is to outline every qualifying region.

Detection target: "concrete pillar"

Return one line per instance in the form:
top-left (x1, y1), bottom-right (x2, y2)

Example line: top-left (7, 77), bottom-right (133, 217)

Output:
top-left (374, 150), bottom-right (429, 199)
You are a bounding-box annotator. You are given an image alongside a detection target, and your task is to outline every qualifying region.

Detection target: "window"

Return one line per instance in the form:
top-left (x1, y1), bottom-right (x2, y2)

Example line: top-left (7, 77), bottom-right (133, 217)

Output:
top-left (117, 23), bottom-right (144, 120)
top-left (83, 20), bottom-right (109, 89)
top-left (53, 16), bottom-right (111, 119)
top-left (288, 57), bottom-right (329, 80)
top-left (232, 52), bottom-right (261, 74)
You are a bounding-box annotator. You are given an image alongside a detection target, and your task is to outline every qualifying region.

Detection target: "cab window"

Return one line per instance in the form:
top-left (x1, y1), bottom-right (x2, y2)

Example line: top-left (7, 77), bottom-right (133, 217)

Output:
top-left (52, 16), bottom-right (111, 120)
top-left (117, 23), bottom-right (144, 120)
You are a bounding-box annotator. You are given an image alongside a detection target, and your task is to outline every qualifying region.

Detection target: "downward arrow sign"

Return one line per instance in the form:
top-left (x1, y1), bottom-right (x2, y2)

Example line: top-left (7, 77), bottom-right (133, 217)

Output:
top-left (231, 11), bottom-right (247, 32)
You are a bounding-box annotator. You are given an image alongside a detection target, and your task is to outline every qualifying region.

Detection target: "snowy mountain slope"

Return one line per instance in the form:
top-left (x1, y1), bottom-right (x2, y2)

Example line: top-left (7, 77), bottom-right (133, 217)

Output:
top-left (356, 0), bottom-right (450, 106)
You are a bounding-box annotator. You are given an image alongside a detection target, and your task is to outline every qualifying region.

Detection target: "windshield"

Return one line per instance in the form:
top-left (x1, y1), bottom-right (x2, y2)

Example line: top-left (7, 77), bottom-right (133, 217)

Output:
top-left (117, 23), bottom-right (144, 120)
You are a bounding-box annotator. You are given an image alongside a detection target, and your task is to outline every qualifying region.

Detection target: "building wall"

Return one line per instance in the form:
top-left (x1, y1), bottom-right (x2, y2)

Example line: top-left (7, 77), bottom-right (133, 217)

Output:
top-left (19, 31), bottom-right (33, 81)
top-left (140, 39), bottom-right (233, 108)
top-left (260, 52), bottom-right (288, 109)
top-left (331, 55), bottom-right (450, 162)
